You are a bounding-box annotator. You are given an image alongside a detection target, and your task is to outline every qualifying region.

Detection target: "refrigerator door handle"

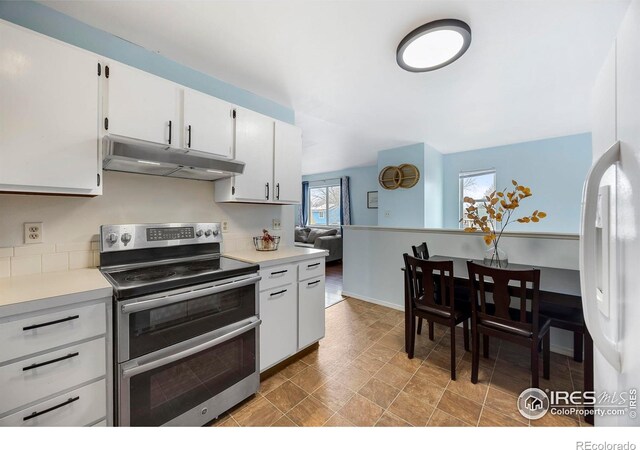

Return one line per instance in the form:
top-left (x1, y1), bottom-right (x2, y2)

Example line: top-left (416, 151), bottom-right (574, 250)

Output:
top-left (580, 140), bottom-right (622, 372)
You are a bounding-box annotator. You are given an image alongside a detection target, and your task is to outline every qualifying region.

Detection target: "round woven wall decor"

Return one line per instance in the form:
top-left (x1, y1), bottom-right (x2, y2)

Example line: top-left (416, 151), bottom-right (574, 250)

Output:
top-left (378, 166), bottom-right (402, 190)
top-left (398, 164), bottom-right (420, 188)
top-left (378, 164), bottom-right (420, 190)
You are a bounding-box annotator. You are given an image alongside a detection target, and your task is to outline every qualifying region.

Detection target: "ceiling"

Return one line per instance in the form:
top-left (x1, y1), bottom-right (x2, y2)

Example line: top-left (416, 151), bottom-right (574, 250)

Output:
top-left (43, 0), bottom-right (629, 175)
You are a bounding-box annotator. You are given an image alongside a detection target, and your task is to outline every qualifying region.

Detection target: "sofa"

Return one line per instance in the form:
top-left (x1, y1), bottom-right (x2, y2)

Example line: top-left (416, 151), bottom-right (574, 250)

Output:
top-left (294, 226), bottom-right (342, 262)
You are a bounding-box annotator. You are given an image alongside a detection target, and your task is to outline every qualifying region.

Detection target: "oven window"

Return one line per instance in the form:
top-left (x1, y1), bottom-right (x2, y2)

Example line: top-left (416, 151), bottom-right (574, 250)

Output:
top-left (129, 284), bottom-right (256, 359)
top-left (129, 329), bottom-right (256, 427)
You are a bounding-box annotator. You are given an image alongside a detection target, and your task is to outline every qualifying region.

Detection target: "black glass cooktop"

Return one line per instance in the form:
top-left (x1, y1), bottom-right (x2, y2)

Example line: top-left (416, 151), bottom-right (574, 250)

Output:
top-left (101, 256), bottom-right (258, 300)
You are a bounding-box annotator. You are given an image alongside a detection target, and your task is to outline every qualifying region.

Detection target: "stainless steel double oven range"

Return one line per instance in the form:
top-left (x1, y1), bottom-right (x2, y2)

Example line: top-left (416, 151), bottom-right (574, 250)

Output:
top-left (99, 223), bottom-right (261, 426)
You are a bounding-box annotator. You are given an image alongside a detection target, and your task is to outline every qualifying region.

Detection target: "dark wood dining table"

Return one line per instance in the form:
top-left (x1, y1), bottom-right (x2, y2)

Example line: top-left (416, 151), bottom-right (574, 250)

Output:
top-left (402, 255), bottom-right (594, 425)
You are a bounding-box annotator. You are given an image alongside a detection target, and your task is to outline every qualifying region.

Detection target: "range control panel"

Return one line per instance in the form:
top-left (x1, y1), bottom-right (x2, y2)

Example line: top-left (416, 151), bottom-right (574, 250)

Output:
top-left (100, 222), bottom-right (221, 252)
top-left (147, 227), bottom-right (195, 241)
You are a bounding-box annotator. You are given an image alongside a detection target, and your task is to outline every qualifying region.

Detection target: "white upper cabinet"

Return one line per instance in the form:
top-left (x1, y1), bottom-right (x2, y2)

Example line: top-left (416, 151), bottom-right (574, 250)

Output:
top-left (274, 121), bottom-right (302, 204)
top-left (0, 21), bottom-right (101, 195)
top-left (0, 20), bottom-right (300, 198)
top-left (215, 110), bottom-right (302, 204)
top-left (105, 61), bottom-right (180, 146)
top-left (182, 88), bottom-right (234, 158)
top-left (230, 108), bottom-right (275, 202)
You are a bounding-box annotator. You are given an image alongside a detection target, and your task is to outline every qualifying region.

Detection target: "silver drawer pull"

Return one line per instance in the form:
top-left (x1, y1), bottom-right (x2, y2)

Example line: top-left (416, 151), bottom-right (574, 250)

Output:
top-left (22, 352), bottom-right (79, 371)
top-left (23, 315), bottom-right (79, 331)
top-left (23, 396), bottom-right (80, 421)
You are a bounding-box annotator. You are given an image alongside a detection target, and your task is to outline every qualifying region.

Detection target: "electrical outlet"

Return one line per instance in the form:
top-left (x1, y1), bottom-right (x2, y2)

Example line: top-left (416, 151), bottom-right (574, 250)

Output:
top-left (221, 220), bottom-right (229, 233)
top-left (24, 222), bottom-right (43, 244)
top-left (272, 218), bottom-right (281, 230)
top-left (384, 211), bottom-right (391, 218)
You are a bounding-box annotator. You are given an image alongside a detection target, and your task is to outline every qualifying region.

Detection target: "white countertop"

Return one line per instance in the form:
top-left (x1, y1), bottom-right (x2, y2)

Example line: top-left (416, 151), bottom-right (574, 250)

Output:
top-left (224, 247), bottom-right (328, 267)
top-left (0, 269), bottom-right (112, 313)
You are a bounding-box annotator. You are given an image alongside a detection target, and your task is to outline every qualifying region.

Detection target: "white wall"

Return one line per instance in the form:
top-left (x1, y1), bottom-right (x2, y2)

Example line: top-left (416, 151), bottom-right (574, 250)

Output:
top-left (342, 225), bottom-right (580, 355)
top-left (0, 171), bottom-right (295, 252)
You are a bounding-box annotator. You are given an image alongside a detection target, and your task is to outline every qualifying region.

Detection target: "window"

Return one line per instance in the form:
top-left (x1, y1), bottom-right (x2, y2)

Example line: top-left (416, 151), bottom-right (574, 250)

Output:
top-left (459, 169), bottom-right (496, 229)
top-left (309, 184), bottom-right (341, 226)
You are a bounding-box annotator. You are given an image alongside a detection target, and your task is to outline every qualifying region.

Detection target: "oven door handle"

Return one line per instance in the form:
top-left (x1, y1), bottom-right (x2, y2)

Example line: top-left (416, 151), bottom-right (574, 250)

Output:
top-left (121, 317), bottom-right (261, 379)
top-left (121, 275), bottom-right (261, 314)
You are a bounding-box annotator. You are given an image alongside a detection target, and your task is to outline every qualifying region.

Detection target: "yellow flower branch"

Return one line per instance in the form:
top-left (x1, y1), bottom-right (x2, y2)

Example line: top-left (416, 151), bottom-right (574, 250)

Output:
top-left (460, 179), bottom-right (547, 265)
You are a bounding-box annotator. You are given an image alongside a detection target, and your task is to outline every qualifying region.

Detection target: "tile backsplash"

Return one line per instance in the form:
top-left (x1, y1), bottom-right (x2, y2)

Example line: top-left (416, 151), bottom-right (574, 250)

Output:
top-left (0, 233), bottom-right (259, 278)
top-left (0, 242), bottom-right (95, 278)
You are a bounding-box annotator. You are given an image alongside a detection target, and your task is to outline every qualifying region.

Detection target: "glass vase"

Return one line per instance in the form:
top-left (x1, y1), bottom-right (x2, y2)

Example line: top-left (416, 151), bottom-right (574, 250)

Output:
top-left (483, 245), bottom-right (508, 268)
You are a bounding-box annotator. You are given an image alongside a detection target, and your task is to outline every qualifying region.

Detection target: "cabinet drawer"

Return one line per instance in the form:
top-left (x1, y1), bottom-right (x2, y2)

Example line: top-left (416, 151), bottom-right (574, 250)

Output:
top-left (298, 258), bottom-right (325, 282)
top-left (0, 303), bottom-right (106, 363)
top-left (259, 264), bottom-right (295, 291)
top-left (0, 337), bottom-right (106, 415)
top-left (298, 276), bottom-right (326, 350)
top-left (0, 379), bottom-right (106, 427)
top-left (259, 286), bottom-right (297, 371)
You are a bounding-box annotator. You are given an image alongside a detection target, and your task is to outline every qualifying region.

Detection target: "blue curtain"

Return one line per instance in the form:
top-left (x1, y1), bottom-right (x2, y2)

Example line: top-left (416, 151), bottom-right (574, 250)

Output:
top-left (299, 181), bottom-right (309, 226)
top-left (340, 176), bottom-right (351, 226)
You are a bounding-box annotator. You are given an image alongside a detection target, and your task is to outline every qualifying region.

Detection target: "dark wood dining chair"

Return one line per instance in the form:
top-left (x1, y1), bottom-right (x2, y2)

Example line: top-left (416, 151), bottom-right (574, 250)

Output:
top-left (467, 261), bottom-right (551, 388)
top-left (411, 242), bottom-right (430, 260)
top-left (539, 303), bottom-right (585, 362)
top-left (403, 254), bottom-right (470, 380)
top-left (411, 242), bottom-right (432, 339)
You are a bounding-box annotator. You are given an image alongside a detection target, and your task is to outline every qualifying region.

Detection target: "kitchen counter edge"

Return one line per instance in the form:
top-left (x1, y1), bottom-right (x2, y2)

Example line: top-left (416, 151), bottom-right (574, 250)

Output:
top-left (224, 247), bottom-right (328, 268)
top-left (0, 268), bottom-right (112, 318)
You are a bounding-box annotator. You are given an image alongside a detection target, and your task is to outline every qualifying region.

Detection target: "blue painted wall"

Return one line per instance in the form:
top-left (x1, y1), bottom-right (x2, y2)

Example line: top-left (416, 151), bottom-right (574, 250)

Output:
top-left (376, 143), bottom-right (445, 228)
top-left (300, 166), bottom-right (379, 226)
top-left (0, 1), bottom-right (294, 124)
top-left (442, 133), bottom-right (593, 232)
top-left (424, 144), bottom-right (444, 227)
top-left (377, 144), bottom-right (426, 228)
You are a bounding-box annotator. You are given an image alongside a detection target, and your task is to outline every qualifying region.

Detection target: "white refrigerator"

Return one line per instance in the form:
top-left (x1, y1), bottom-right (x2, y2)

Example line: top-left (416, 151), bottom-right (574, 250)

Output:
top-left (584, 0), bottom-right (640, 427)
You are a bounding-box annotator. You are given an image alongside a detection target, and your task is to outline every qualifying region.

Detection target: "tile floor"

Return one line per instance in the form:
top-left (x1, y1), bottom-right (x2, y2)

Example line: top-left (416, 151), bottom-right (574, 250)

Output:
top-left (211, 297), bottom-right (588, 427)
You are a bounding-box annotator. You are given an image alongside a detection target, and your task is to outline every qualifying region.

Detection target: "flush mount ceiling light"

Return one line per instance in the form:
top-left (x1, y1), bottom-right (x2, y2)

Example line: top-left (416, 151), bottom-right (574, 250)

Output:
top-left (397, 19), bottom-right (471, 72)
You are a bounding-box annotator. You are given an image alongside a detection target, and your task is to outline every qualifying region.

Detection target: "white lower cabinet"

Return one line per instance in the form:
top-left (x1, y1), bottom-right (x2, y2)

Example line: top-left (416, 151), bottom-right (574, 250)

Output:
top-left (0, 337), bottom-right (106, 415)
top-left (297, 258), bottom-right (325, 282)
top-left (298, 276), bottom-right (326, 350)
top-left (0, 302), bottom-right (106, 363)
top-left (0, 296), bottom-right (110, 427)
top-left (259, 264), bottom-right (296, 291)
top-left (259, 285), bottom-right (297, 371)
top-left (0, 379), bottom-right (106, 427)
top-left (258, 257), bottom-right (326, 372)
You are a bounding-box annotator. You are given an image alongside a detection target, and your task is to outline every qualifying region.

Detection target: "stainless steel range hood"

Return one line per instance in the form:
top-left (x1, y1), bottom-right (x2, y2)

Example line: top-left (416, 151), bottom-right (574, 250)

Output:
top-left (102, 135), bottom-right (244, 181)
